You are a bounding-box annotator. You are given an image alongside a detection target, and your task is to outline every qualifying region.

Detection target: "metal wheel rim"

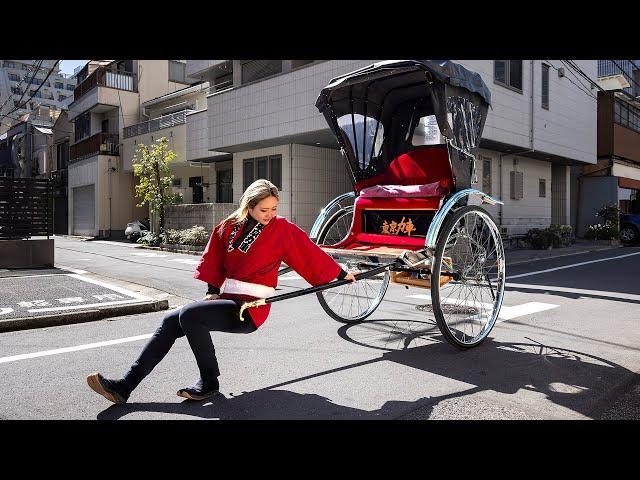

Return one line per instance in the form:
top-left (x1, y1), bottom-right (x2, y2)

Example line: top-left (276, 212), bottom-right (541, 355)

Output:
top-left (318, 206), bottom-right (353, 246)
top-left (435, 209), bottom-right (505, 346)
top-left (319, 259), bottom-right (389, 321)
top-left (620, 227), bottom-right (635, 242)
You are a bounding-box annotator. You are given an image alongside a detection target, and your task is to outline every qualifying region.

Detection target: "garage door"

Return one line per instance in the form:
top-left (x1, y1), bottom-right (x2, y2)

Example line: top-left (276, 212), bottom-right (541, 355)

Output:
top-left (73, 184), bottom-right (95, 235)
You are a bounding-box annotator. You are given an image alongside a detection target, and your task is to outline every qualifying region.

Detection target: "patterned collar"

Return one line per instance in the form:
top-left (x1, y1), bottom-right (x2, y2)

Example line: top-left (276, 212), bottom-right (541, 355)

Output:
top-left (227, 217), bottom-right (265, 253)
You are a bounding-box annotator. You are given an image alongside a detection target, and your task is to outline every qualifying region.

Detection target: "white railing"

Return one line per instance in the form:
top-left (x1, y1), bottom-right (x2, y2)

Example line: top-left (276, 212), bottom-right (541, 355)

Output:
top-left (123, 110), bottom-right (189, 139)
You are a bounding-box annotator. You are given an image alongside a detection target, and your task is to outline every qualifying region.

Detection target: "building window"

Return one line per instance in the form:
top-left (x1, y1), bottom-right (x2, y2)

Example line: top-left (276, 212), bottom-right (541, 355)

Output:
top-left (66, 84), bottom-right (75, 91)
top-left (58, 94), bottom-right (67, 102)
top-left (481, 157), bottom-right (492, 195)
top-left (614, 99), bottom-right (640, 134)
top-left (8, 73), bottom-right (20, 82)
top-left (494, 60), bottom-right (523, 92)
top-left (214, 72), bottom-right (233, 91)
top-left (74, 112), bottom-right (91, 142)
top-left (11, 86), bottom-right (21, 95)
top-left (56, 141), bottom-right (69, 170)
top-left (539, 178), bottom-right (546, 197)
top-left (55, 81), bottom-right (64, 89)
top-left (243, 154), bottom-right (282, 190)
top-left (241, 60), bottom-right (282, 84)
top-left (168, 60), bottom-right (187, 83)
top-left (541, 64), bottom-right (550, 110)
top-left (510, 171), bottom-right (524, 200)
top-left (172, 178), bottom-right (181, 187)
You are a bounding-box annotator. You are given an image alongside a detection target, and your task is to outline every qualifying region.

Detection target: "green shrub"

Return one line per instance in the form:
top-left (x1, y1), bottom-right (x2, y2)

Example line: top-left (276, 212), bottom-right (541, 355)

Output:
top-left (584, 204), bottom-right (620, 240)
top-left (137, 231), bottom-right (163, 247)
top-left (525, 224), bottom-right (574, 249)
top-left (162, 225), bottom-right (210, 246)
top-left (584, 223), bottom-right (619, 240)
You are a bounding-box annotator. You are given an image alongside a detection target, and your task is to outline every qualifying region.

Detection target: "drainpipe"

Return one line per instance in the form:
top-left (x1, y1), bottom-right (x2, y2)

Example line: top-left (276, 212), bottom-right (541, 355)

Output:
top-left (530, 60), bottom-right (535, 150)
top-left (289, 143), bottom-right (294, 223)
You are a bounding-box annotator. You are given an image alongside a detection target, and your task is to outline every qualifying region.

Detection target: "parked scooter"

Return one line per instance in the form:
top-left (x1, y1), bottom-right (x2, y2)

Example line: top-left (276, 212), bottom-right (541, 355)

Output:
top-left (125, 219), bottom-right (150, 241)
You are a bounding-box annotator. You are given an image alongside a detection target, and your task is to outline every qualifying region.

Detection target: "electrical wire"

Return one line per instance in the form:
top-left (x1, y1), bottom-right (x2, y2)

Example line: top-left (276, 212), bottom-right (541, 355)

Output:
top-left (0, 60), bottom-right (54, 123)
top-left (0, 60), bottom-right (43, 117)
top-left (544, 60), bottom-right (597, 101)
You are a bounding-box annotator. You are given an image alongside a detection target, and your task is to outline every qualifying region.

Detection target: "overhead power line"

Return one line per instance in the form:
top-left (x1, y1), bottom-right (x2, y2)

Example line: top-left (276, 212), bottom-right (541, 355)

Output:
top-left (0, 60), bottom-right (60, 124)
top-left (0, 60), bottom-right (43, 117)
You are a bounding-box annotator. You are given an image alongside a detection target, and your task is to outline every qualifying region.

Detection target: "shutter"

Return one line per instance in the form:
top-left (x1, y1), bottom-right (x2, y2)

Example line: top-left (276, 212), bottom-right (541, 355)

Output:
top-left (73, 184), bottom-right (95, 235)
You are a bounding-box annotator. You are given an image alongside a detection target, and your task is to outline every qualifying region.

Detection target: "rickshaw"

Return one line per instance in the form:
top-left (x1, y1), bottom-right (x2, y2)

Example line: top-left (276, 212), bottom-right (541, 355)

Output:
top-left (243, 60), bottom-right (506, 349)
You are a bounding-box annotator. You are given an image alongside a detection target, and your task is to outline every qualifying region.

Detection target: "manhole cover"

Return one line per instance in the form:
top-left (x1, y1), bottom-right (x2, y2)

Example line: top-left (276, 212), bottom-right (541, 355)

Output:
top-left (415, 304), bottom-right (479, 315)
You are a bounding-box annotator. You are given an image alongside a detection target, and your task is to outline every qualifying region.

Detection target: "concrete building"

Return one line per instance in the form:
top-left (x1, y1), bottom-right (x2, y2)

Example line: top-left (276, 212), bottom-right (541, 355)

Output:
top-left (576, 88), bottom-right (640, 236)
top-left (121, 81), bottom-right (222, 206)
top-left (0, 60), bottom-right (76, 134)
top-left (186, 60), bottom-right (597, 234)
top-left (67, 60), bottom-right (193, 237)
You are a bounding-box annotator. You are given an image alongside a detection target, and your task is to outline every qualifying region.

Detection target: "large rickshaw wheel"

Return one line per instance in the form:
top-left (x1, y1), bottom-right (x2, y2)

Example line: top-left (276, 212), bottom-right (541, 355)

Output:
top-left (316, 207), bottom-right (390, 323)
top-left (431, 205), bottom-right (506, 348)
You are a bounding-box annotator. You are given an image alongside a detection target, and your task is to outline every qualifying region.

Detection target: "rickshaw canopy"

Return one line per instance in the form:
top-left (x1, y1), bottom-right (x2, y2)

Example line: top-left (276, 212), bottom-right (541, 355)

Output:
top-left (315, 60), bottom-right (492, 190)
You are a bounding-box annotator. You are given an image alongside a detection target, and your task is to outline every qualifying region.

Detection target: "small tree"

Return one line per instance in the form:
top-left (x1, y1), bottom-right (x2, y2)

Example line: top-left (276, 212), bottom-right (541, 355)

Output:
top-left (132, 137), bottom-right (182, 233)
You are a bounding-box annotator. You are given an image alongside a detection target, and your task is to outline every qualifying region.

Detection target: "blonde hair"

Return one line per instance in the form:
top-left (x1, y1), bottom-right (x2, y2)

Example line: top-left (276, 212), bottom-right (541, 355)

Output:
top-left (219, 179), bottom-right (279, 232)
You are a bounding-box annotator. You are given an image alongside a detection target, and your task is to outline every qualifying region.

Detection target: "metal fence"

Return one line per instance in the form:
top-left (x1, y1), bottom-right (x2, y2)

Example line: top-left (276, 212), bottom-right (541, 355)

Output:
top-left (123, 110), bottom-right (188, 139)
top-left (0, 178), bottom-right (52, 240)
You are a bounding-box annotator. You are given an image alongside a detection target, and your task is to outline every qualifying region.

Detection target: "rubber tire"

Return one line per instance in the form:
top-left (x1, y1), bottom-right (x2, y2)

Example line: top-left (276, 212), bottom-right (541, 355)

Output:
top-left (315, 207), bottom-right (388, 323)
top-left (431, 205), bottom-right (504, 349)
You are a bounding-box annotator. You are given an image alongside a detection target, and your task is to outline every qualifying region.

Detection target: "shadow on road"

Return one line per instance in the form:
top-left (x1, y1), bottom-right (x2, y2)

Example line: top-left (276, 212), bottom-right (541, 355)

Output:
top-left (95, 319), bottom-right (638, 420)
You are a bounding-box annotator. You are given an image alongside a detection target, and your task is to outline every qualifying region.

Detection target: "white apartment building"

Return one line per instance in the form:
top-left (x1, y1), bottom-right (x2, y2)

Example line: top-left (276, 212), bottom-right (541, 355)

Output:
top-left (67, 60), bottom-right (193, 237)
top-left (186, 60), bottom-right (597, 235)
top-left (0, 60), bottom-right (76, 133)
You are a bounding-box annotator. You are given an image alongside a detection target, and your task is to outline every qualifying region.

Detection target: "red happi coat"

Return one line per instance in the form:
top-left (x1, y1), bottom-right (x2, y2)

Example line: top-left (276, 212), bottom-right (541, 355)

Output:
top-left (193, 216), bottom-right (342, 328)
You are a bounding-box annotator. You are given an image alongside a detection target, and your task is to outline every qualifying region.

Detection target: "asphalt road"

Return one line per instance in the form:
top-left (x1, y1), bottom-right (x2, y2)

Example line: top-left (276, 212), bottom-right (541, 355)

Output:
top-left (0, 237), bottom-right (638, 420)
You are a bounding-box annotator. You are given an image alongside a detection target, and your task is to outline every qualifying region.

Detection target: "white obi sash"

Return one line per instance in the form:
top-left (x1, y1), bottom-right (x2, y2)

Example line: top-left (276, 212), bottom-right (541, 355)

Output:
top-left (220, 278), bottom-right (275, 299)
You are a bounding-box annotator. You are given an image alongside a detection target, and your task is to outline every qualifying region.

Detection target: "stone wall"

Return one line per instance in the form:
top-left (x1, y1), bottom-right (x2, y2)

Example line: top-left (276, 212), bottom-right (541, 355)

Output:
top-left (165, 203), bottom-right (237, 232)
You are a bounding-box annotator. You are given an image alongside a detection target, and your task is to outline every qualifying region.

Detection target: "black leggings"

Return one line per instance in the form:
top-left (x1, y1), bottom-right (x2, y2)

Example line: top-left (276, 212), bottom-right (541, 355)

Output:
top-left (122, 300), bottom-right (256, 391)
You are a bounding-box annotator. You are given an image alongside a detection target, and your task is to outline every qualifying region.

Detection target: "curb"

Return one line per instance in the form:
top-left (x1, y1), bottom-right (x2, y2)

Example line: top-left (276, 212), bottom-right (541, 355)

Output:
top-left (137, 245), bottom-right (205, 256)
top-left (0, 299), bottom-right (169, 333)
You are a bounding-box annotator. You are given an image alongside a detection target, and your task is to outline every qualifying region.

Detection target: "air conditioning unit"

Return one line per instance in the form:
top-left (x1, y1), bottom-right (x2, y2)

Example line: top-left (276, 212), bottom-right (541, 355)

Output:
top-left (557, 67), bottom-right (565, 78)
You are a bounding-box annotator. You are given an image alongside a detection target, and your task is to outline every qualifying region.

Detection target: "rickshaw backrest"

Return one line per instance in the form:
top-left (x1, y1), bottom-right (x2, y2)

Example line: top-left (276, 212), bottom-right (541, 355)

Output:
top-left (354, 145), bottom-right (453, 194)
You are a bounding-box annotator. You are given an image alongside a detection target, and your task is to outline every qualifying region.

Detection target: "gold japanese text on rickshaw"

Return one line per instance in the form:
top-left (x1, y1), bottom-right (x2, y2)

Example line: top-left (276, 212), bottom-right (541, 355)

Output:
top-left (380, 217), bottom-right (417, 236)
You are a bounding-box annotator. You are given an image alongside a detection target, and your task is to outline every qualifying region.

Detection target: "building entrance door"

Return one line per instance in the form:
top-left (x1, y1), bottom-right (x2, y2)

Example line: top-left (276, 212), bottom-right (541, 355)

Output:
top-left (216, 168), bottom-right (233, 203)
top-left (189, 176), bottom-right (203, 204)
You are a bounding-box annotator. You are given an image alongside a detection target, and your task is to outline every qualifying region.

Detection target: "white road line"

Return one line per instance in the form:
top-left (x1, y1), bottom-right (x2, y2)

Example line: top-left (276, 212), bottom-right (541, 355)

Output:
top-left (279, 273), bottom-right (303, 281)
top-left (67, 273), bottom-right (152, 301)
top-left (406, 294), bottom-right (559, 322)
top-left (168, 259), bottom-right (199, 265)
top-left (28, 299), bottom-right (146, 313)
top-left (505, 282), bottom-right (640, 302)
top-left (506, 251), bottom-right (640, 280)
top-left (90, 240), bottom-right (139, 248)
top-left (131, 252), bottom-right (168, 258)
top-left (0, 334), bottom-right (153, 364)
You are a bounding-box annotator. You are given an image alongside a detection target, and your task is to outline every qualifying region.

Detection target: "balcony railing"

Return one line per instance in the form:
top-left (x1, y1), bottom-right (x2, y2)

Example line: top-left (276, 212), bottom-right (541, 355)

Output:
top-left (123, 110), bottom-right (189, 139)
top-left (73, 67), bottom-right (136, 103)
top-left (70, 133), bottom-right (119, 161)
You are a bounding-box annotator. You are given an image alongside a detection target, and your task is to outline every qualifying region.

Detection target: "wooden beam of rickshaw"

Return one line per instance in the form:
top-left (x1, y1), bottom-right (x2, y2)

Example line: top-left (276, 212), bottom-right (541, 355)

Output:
top-left (238, 262), bottom-right (396, 321)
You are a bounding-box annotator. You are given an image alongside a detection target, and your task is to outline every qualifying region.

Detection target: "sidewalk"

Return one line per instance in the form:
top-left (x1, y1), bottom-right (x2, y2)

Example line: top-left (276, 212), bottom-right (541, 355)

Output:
top-left (0, 267), bottom-right (170, 333)
top-left (505, 238), bottom-right (623, 266)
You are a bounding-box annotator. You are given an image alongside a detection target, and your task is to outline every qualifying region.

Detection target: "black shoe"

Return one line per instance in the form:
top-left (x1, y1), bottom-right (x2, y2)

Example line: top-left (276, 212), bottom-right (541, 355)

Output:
top-left (177, 378), bottom-right (219, 401)
top-left (87, 372), bottom-right (129, 404)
